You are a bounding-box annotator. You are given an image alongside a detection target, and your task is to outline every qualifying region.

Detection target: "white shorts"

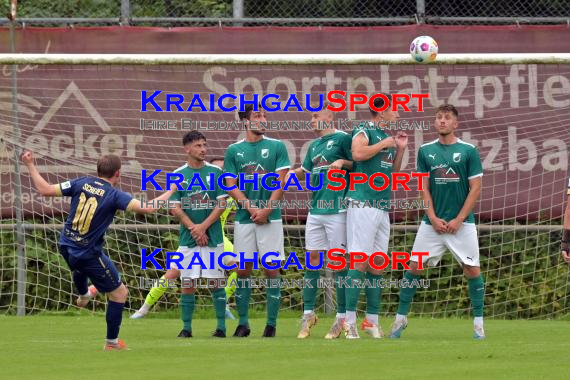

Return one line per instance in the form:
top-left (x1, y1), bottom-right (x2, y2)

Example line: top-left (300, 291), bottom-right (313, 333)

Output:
top-left (170, 245), bottom-right (225, 279)
top-left (410, 222), bottom-right (480, 267)
top-left (234, 220), bottom-right (285, 263)
top-left (346, 207), bottom-right (390, 254)
top-left (305, 213), bottom-right (347, 251)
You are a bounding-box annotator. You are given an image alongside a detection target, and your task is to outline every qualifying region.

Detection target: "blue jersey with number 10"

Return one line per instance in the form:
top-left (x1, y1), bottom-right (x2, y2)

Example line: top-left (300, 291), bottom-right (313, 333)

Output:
top-left (56, 176), bottom-right (134, 257)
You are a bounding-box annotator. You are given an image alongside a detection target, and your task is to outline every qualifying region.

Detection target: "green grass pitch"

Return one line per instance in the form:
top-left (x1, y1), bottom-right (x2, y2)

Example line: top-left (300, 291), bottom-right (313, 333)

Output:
top-left (2, 314), bottom-right (570, 380)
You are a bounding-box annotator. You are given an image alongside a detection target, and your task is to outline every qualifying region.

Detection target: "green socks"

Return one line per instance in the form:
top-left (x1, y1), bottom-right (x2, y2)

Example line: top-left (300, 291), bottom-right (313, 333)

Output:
top-left (468, 275), bottom-right (485, 317)
top-left (236, 276), bottom-right (252, 326)
top-left (302, 270), bottom-right (320, 312)
top-left (212, 288), bottom-right (226, 333)
top-left (180, 293), bottom-right (195, 331)
top-left (396, 271), bottom-right (422, 316)
top-left (335, 269), bottom-right (348, 314)
top-left (345, 269), bottom-right (365, 312)
top-left (266, 277), bottom-right (281, 327)
top-left (364, 272), bottom-right (382, 315)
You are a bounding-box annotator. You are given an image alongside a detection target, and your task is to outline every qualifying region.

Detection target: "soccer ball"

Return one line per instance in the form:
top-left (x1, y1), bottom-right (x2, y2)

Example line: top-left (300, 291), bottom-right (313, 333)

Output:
top-left (410, 36), bottom-right (438, 63)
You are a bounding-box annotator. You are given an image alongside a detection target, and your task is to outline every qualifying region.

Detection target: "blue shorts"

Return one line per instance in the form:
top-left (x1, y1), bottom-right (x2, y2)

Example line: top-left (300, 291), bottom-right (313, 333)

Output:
top-left (59, 245), bottom-right (122, 293)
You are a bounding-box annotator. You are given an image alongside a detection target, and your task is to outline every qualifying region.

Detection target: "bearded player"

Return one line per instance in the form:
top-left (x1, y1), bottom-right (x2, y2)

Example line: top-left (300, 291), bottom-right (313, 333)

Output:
top-left (130, 156), bottom-right (237, 320)
top-left (166, 131), bottom-right (230, 338)
top-left (389, 104), bottom-right (485, 340)
top-left (224, 104), bottom-right (290, 338)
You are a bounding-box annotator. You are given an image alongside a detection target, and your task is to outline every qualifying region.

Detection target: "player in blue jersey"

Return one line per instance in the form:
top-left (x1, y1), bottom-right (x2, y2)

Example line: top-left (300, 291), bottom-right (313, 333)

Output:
top-left (22, 151), bottom-right (174, 351)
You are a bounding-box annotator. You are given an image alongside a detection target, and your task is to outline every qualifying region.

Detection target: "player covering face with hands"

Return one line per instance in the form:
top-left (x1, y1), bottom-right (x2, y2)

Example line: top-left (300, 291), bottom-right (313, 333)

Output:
top-left (21, 150), bottom-right (175, 350)
top-left (343, 96), bottom-right (408, 339)
top-left (287, 104), bottom-right (353, 339)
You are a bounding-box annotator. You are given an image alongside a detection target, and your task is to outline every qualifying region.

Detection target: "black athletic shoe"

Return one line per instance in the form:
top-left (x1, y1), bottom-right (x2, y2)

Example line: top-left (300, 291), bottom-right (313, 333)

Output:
top-left (262, 325), bottom-right (276, 337)
top-left (212, 329), bottom-right (226, 338)
top-left (233, 324), bottom-right (251, 337)
top-left (177, 329), bottom-right (192, 338)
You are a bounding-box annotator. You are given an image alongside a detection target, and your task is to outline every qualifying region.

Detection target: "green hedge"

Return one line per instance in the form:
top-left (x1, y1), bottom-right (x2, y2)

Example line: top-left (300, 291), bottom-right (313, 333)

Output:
top-left (1, 214), bottom-right (569, 318)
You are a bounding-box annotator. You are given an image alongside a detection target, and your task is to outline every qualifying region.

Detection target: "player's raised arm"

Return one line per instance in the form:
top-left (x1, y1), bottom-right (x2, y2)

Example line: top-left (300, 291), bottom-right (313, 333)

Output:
top-left (562, 180), bottom-right (570, 263)
top-left (392, 131), bottom-right (409, 172)
top-left (328, 159), bottom-right (353, 171)
top-left (21, 151), bottom-right (60, 197)
top-left (287, 142), bottom-right (313, 182)
top-left (126, 186), bottom-right (176, 215)
top-left (351, 130), bottom-right (397, 162)
top-left (287, 167), bottom-right (306, 181)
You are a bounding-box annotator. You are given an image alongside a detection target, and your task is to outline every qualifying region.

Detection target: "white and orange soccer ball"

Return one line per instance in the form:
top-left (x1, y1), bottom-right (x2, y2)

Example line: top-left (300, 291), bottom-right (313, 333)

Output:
top-left (410, 36), bottom-right (438, 63)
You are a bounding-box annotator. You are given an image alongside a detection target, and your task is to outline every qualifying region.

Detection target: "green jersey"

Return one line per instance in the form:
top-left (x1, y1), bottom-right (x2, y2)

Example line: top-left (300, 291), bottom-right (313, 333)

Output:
top-left (302, 130), bottom-right (352, 215)
top-left (417, 138), bottom-right (483, 224)
top-left (224, 136), bottom-right (291, 224)
top-left (346, 122), bottom-right (396, 206)
top-left (170, 162), bottom-right (227, 248)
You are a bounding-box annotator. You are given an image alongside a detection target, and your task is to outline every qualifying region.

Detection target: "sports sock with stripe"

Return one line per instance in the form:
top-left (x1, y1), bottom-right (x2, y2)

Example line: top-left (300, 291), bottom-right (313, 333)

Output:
top-left (212, 288), bottom-right (226, 333)
top-left (180, 293), bottom-right (195, 331)
top-left (396, 271), bottom-right (422, 316)
top-left (236, 276), bottom-right (252, 326)
top-left (302, 270), bottom-right (320, 313)
top-left (468, 275), bottom-right (485, 318)
top-left (266, 277), bottom-right (281, 327)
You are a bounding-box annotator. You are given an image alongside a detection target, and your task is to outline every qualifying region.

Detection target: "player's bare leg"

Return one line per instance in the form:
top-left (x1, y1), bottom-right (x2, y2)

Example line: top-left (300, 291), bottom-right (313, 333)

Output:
top-left (104, 283), bottom-right (129, 351)
top-left (298, 250), bottom-right (321, 339)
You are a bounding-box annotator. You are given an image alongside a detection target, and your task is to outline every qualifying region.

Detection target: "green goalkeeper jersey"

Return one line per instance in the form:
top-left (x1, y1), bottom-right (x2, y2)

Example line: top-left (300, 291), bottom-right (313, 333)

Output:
top-left (302, 129), bottom-right (352, 215)
top-left (224, 136), bottom-right (291, 224)
top-left (170, 162), bottom-right (228, 248)
top-left (417, 138), bottom-right (483, 224)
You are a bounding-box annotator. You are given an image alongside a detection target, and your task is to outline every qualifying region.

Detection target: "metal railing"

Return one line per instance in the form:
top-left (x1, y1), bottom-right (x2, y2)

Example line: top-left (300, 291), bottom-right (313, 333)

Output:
top-left (0, 0), bottom-right (568, 27)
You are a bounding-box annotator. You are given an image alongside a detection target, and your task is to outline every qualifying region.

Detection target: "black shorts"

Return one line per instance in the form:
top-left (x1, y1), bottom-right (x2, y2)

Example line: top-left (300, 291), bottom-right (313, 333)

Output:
top-left (59, 245), bottom-right (122, 293)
